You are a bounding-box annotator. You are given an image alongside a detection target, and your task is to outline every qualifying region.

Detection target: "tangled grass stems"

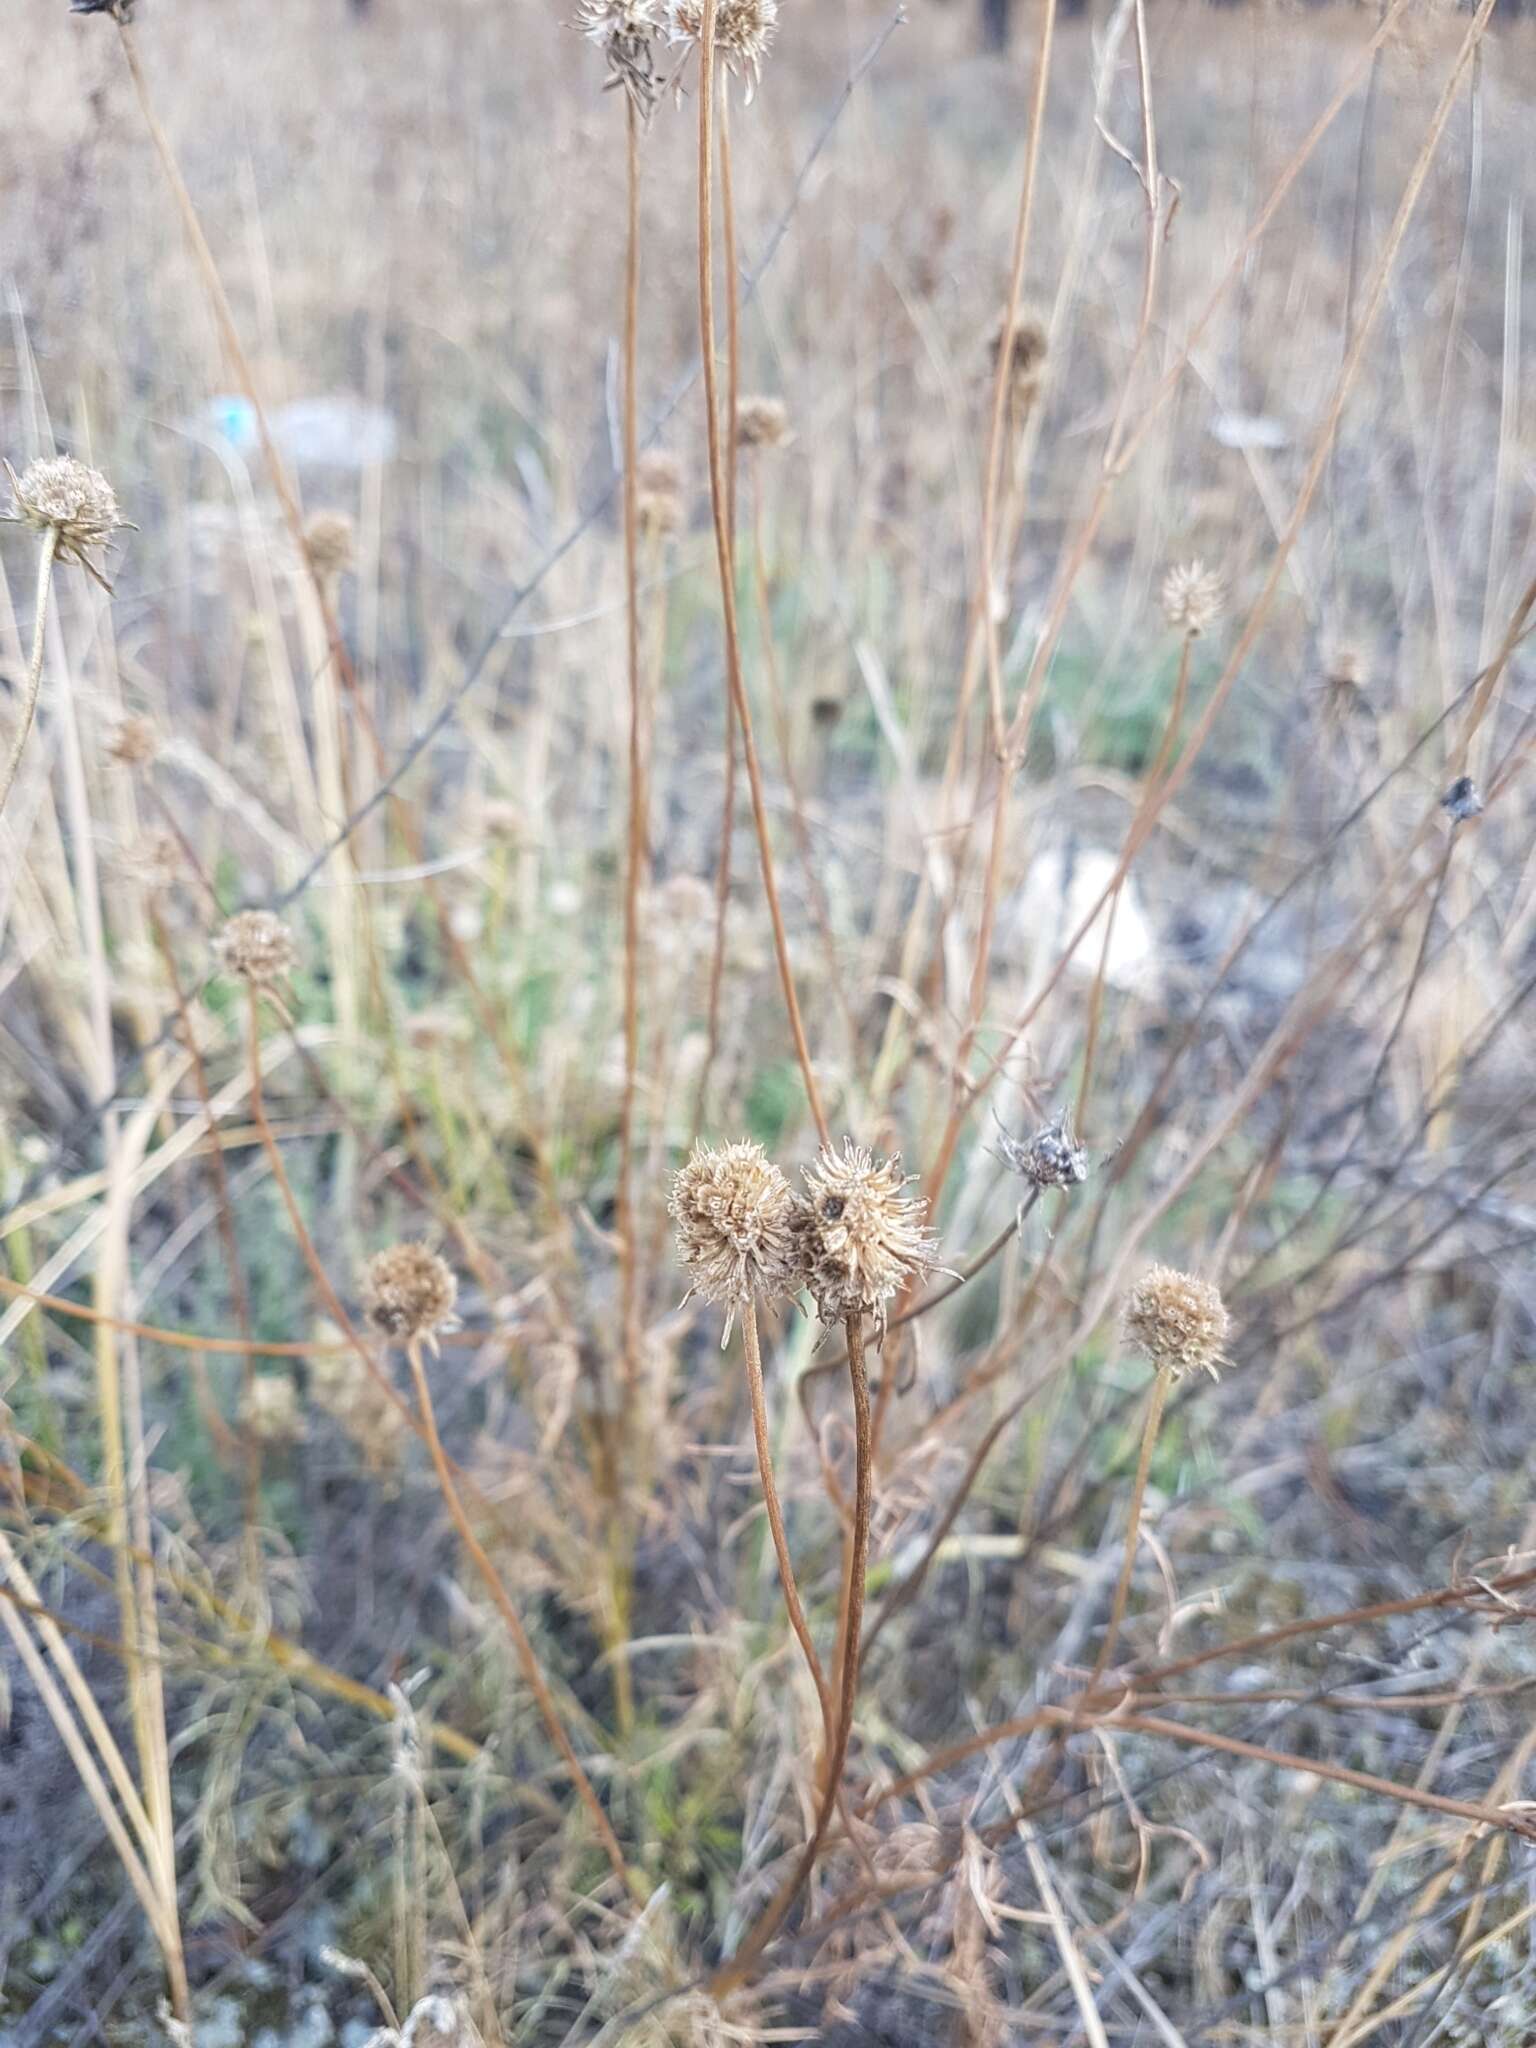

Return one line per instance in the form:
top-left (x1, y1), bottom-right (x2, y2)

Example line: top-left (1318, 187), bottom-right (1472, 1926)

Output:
top-left (0, 523), bottom-right (58, 817)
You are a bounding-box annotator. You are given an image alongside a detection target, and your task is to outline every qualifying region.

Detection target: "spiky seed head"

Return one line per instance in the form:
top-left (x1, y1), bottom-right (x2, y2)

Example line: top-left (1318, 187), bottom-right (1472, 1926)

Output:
top-left (5, 455), bottom-right (129, 575)
top-left (574, 0), bottom-right (663, 116)
top-left (304, 510), bottom-right (355, 581)
top-left (995, 1109), bottom-right (1089, 1190)
top-left (636, 449), bottom-right (685, 537)
top-left (1160, 561), bottom-right (1225, 638)
top-left (670, 1141), bottom-right (803, 1333)
top-left (240, 1374), bottom-right (303, 1446)
top-left (363, 1243), bottom-right (458, 1349)
top-left (796, 1140), bottom-right (942, 1336)
top-left (214, 910), bottom-right (297, 987)
top-left (106, 715), bottom-right (159, 768)
top-left (735, 396), bottom-right (790, 451)
top-left (667, 0), bottom-right (778, 98)
top-left (1122, 1264), bottom-right (1230, 1381)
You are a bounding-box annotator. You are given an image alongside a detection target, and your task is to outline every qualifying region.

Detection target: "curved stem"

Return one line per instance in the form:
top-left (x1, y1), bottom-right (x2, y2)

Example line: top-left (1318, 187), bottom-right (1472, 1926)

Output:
top-left (709, 1311), bottom-right (871, 1999)
top-left (403, 1337), bottom-right (636, 1897)
top-left (1089, 1363), bottom-right (1170, 1690)
top-left (0, 524), bottom-right (59, 816)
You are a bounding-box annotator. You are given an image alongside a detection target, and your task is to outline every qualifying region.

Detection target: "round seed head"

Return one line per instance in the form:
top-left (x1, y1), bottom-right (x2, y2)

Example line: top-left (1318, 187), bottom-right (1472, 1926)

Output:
top-left (363, 1243), bottom-right (459, 1349)
top-left (1122, 1264), bottom-right (1230, 1381)
top-left (240, 1374), bottom-right (303, 1446)
top-left (106, 715), bottom-right (160, 768)
top-left (636, 449), bottom-right (685, 537)
top-left (667, 0), bottom-right (778, 97)
top-left (5, 455), bottom-right (129, 576)
top-left (990, 314), bottom-right (1048, 396)
top-left (735, 396), bottom-right (790, 451)
top-left (796, 1139), bottom-right (942, 1336)
top-left (670, 1140), bottom-right (803, 1327)
top-left (995, 1109), bottom-right (1089, 1190)
top-left (213, 910), bottom-right (297, 987)
top-left (304, 510), bottom-right (355, 581)
top-left (1160, 560), bottom-right (1225, 638)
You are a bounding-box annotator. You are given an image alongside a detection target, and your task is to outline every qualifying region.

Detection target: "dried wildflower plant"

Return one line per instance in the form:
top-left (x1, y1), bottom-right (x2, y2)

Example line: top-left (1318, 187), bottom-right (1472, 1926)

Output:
top-left (990, 313), bottom-right (1048, 401)
top-left (4, 455), bottom-right (132, 590)
top-left (213, 910), bottom-right (297, 988)
top-left (670, 1140), bottom-right (803, 1338)
top-left (575, 0), bottom-right (664, 118)
top-left (667, 0), bottom-right (778, 100)
top-left (636, 448), bottom-right (684, 537)
top-left (363, 1244), bottom-right (459, 1352)
top-left (993, 1108), bottom-right (1089, 1190)
top-left (796, 1140), bottom-right (943, 1337)
top-left (106, 714), bottom-right (160, 768)
top-left (304, 510), bottom-right (355, 581)
top-left (240, 1374), bottom-right (303, 1446)
top-left (735, 395), bottom-right (790, 451)
top-left (1160, 560), bottom-right (1226, 638)
top-left (1122, 1264), bottom-right (1230, 1382)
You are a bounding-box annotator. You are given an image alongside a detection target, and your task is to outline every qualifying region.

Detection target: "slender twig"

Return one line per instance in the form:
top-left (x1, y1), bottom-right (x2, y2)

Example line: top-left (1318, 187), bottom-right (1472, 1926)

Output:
top-left (0, 524), bottom-right (58, 816)
top-left (1088, 1364), bottom-right (1171, 1689)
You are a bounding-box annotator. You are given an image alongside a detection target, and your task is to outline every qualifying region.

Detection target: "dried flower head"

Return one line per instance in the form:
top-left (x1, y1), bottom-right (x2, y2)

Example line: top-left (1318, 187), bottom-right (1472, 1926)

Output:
top-left (106, 714), bottom-right (159, 768)
top-left (795, 1140), bottom-right (942, 1336)
top-left (214, 910), bottom-right (296, 987)
top-left (735, 395), bottom-right (790, 451)
top-left (363, 1243), bottom-right (459, 1350)
top-left (636, 448), bottom-right (685, 537)
top-left (575, 0), bottom-right (663, 117)
top-left (990, 314), bottom-right (1048, 397)
top-left (670, 1140), bottom-right (803, 1335)
top-left (667, 0), bottom-right (778, 98)
top-left (240, 1374), bottom-right (303, 1446)
top-left (304, 510), bottom-right (355, 581)
top-left (994, 1108), bottom-right (1089, 1190)
top-left (5, 455), bottom-right (131, 586)
top-left (1122, 1264), bottom-right (1230, 1381)
top-left (1160, 560), bottom-right (1226, 638)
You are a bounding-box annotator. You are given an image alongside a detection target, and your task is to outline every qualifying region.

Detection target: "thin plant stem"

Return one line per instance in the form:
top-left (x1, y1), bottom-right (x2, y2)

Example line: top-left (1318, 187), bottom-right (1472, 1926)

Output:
top-left (710, 1311), bottom-right (872, 1998)
top-left (402, 1336), bottom-right (636, 1897)
top-left (1089, 1363), bottom-right (1171, 1690)
top-left (741, 1299), bottom-right (831, 1737)
top-left (695, 12), bottom-right (829, 1149)
top-left (0, 524), bottom-right (58, 816)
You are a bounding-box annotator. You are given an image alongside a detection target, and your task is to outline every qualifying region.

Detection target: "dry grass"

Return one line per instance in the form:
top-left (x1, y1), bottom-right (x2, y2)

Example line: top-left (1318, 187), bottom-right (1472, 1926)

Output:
top-left (4, 0), bottom-right (1536, 2041)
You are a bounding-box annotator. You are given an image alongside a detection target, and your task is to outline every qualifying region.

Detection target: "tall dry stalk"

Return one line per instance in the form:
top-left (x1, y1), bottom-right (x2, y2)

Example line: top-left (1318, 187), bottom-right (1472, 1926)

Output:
top-left (0, 524), bottom-right (58, 816)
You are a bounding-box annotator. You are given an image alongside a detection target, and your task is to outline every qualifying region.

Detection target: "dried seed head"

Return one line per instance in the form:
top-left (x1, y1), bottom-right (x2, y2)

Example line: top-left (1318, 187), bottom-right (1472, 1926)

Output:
top-left (796, 1140), bottom-right (942, 1336)
top-left (1160, 560), bottom-right (1226, 638)
top-left (989, 314), bottom-right (1048, 397)
top-left (5, 455), bottom-right (130, 578)
top-left (1441, 775), bottom-right (1485, 824)
top-left (995, 1108), bottom-right (1089, 1190)
top-left (304, 510), bottom-right (355, 581)
top-left (213, 910), bottom-right (297, 987)
top-left (670, 1140), bottom-right (803, 1331)
top-left (636, 449), bottom-right (685, 537)
top-left (106, 715), bottom-right (159, 768)
top-left (575, 0), bottom-right (663, 116)
top-left (735, 395), bottom-right (790, 451)
top-left (363, 1243), bottom-right (459, 1349)
top-left (1122, 1264), bottom-right (1230, 1381)
top-left (668, 0), bottom-right (778, 98)
top-left (240, 1374), bottom-right (303, 1446)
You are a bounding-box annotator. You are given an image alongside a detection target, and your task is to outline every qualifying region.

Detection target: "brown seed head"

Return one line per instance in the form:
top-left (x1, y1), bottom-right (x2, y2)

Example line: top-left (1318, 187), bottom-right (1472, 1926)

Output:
top-left (1122, 1264), bottom-right (1230, 1381)
top-left (5, 455), bottom-right (129, 576)
top-left (995, 1109), bottom-right (1089, 1190)
top-left (796, 1140), bottom-right (942, 1335)
top-left (636, 449), bottom-right (685, 537)
top-left (670, 1141), bottom-right (803, 1328)
top-left (668, 0), bottom-right (778, 97)
top-left (213, 910), bottom-right (297, 987)
top-left (735, 396), bottom-right (790, 451)
top-left (363, 1243), bottom-right (459, 1349)
top-left (990, 314), bottom-right (1048, 396)
top-left (1160, 561), bottom-right (1225, 638)
top-left (304, 511), bottom-right (355, 581)
top-left (106, 715), bottom-right (160, 768)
